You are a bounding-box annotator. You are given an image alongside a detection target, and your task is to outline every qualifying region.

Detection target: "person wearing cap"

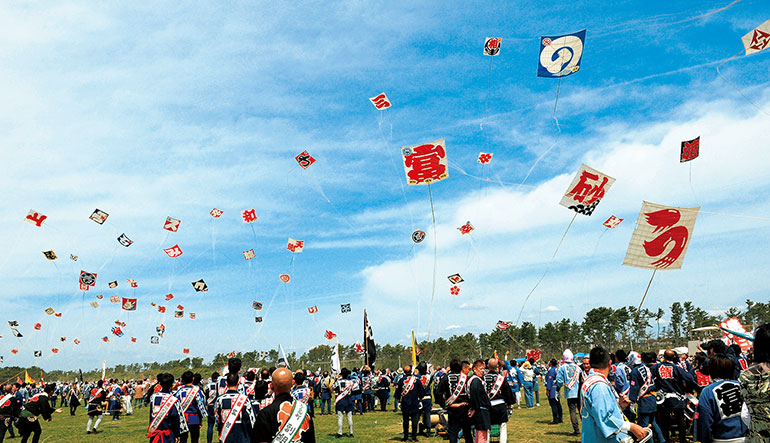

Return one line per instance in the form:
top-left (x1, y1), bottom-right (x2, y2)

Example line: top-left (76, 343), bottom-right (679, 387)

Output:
top-left (519, 361), bottom-right (535, 408)
top-left (556, 349), bottom-right (582, 435)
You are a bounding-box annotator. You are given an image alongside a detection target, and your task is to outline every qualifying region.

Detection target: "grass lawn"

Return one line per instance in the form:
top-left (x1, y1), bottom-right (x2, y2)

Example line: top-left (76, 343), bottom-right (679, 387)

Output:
top-left (29, 389), bottom-right (584, 442)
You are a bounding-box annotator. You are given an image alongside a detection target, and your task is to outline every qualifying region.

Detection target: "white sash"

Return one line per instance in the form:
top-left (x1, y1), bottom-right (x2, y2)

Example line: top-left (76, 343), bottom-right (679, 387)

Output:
top-left (580, 372), bottom-right (618, 415)
top-left (565, 364), bottom-right (580, 389)
top-left (0, 394), bottom-right (14, 408)
top-left (446, 373), bottom-right (467, 406)
top-left (270, 400), bottom-right (308, 443)
top-left (246, 382), bottom-right (256, 397)
top-left (89, 388), bottom-right (104, 404)
top-left (148, 395), bottom-right (178, 434)
top-left (401, 376), bottom-right (417, 399)
top-left (220, 394), bottom-right (248, 443)
top-left (180, 386), bottom-right (200, 413)
top-left (335, 382), bottom-right (353, 404)
top-left (488, 374), bottom-right (505, 399)
top-left (638, 366), bottom-right (653, 398)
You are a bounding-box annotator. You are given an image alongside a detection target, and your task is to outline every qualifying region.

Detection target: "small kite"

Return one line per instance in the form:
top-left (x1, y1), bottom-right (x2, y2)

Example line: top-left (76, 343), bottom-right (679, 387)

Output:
top-left (742, 20), bottom-right (770, 55)
top-left (484, 37), bottom-right (501, 56)
top-left (189, 313), bottom-right (196, 319)
top-left (151, 302), bottom-right (157, 306)
top-left (109, 296), bottom-right (120, 304)
top-left (176, 304), bottom-right (184, 310)
top-left (115, 320), bottom-right (126, 327)
top-left (308, 306), bottom-right (318, 314)
top-left (252, 302), bottom-right (263, 310)
top-left (354, 343), bottom-right (365, 354)
top-left (42, 250), bottom-right (57, 260)
top-left (11, 349), bottom-right (18, 354)
top-left (254, 316), bottom-right (263, 323)
top-left (369, 92), bottom-right (391, 110)
top-left (623, 201), bottom-right (700, 270)
top-left (34, 350), bottom-right (42, 357)
top-left (70, 254), bottom-right (78, 261)
top-left (59, 337), bottom-right (66, 342)
top-left (174, 311), bottom-right (184, 318)
top-left (117, 234), bottom-right (133, 247)
top-left (227, 351), bottom-right (237, 358)
top-left (54, 313), bottom-right (62, 318)
top-left (80, 271), bottom-right (97, 288)
top-left (101, 337), bottom-right (109, 343)
top-left (25, 210), bottom-right (47, 227)
top-left (243, 249), bottom-right (256, 260)
top-left (165, 293), bottom-right (174, 301)
top-left (44, 307), bottom-right (55, 315)
top-left (680, 137), bottom-right (700, 163)
top-left (111, 326), bottom-right (123, 337)
top-left (559, 164), bottom-right (615, 216)
top-left (259, 351), bottom-right (269, 359)
top-left (127, 279), bottom-right (138, 288)
top-left (401, 138), bottom-right (448, 185)
top-left (90, 209), bottom-right (109, 225)
top-left (8, 321), bottom-right (19, 327)
top-left (150, 336), bottom-right (159, 344)
top-left (210, 208), bottom-right (223, 218)
top-left (447, 274), bottom-right (464, 284)
top-left (96, 294), bottom-right (103, 299)
top-left (287, 238), bottom-right (304, 253)
top-left (10, 328), bottom-right (22, 338)
top-left (458, 221), bottom-right (475, 235)
top-left (411, 230), bottom-right (426, 243)
top-left (131, 337), bottom-right (137, 343)
top-left (241, 209), bottom-right (257, 223)
top-left (279, 274), bottom-right (290, 283)
top-left (121, 298), bottom-right (137, 311)
top-left (324, 330), bottom-right (337, 340)
top-left (295, 150), bottom-right (316, 169)
top-left (73, 339), bottom-right (80, 345)
top-left (477, 153), bottom-right (493, 164)
top-left (51, 348), bottom-right (59, 354)
top-left (89, 302), bottom-right (99, 308)
top-left (538, 30), bottom-right (586, 77)
top-left (603, 216), bottom-right (623, 229)
top-left (158, 306), bottom-right (166, 313)
top-left (164, 216), bottom-right (181, 232)
top-left (496, 320), bottom-right (511, 330)
top-left (108, 281), bottom-right (118, 289)
top-left (449, 285), bottom-right (460, 296)
top-left (156, 324), bottom-right (166, 336)
top-left (34, 323), bottom-right (42, 330)
top-left (192, 279), bottom-right (208, 292)
top-left (163, 244), bottom-right (183, 258)
top-left (183, 348), bottom-right (190, 354)
top-left (340, 303), bottom-right (351, 313)
top-left (526, 349), bottom-right (543, 362)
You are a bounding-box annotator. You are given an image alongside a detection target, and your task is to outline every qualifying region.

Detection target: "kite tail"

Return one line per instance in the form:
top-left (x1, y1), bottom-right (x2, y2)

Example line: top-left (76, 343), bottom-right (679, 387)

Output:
top-left (426, 184), bottom-right (438, 341)
top-left (552, 77), bottom-right (562, 132)
top-left (615, 269), bottom-right (657, 349)
top-left (515, 213), bottom-right (577, 325)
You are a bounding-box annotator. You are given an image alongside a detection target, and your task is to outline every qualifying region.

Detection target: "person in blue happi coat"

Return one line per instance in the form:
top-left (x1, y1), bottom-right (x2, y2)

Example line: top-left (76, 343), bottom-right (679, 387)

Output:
top-left (175, 371), bottom-right (207, 443)
top-left (694, 354), bottom-right (748, 443)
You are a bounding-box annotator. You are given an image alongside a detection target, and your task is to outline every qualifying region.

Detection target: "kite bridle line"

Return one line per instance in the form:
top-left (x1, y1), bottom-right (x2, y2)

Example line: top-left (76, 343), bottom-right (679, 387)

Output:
top-left (426, 183), bottom-right (438, 342)
top-left (614, 269), bottom-right (657, 351)
top-left (514, 212), bottom-right (577, 327)
top-left (716, 50), bottom-right (770, 118)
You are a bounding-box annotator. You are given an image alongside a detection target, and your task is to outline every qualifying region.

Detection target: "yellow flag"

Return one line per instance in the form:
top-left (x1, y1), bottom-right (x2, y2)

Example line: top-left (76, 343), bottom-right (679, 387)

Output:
top-left (25, 370), bottom-right (34, 384)
top-left (411, 331), bottom-right (418, 366)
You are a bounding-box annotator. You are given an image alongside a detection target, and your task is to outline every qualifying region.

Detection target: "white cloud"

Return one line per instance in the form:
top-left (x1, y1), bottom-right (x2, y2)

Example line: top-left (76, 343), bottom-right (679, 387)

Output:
top-left (542, 305), bottom-right (560, 312)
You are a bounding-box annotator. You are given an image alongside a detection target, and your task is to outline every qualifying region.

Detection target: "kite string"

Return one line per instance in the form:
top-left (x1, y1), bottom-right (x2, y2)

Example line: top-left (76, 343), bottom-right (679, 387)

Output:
top-left (615, 269), bottom-right (657, 350)
top-left (688, 161), bottom-right (699, 202)
top-left (552, 78), bottom-right (562, 131)
top-left (515, 213), bottom-right (577, 325)
top-left (426, 184), bottom-right (438, 341)
top-left (716, 50), bottom-right (770, 117)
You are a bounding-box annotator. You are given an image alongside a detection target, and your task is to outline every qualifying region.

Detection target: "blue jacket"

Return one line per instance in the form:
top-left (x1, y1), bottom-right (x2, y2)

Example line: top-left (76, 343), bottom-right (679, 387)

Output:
top-left (545, 367), bottom-right (559, 399)
top-left (174, 385), bottom-right (208, 426)
top-left (628, 364), bottom-right (657, 414)
top-left (395, 375), bottom-right (424, 414)
top-left (694, 380), bottom-right (747, 443)
top-left (613, 363), bottom-right (630, 395)
top-left (556, 362), bottom-right (581, 399)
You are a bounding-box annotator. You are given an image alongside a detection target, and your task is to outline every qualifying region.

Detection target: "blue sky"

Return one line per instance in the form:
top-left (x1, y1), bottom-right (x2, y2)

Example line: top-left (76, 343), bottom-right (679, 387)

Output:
top-left (1, 0), bottom-right (769, 370)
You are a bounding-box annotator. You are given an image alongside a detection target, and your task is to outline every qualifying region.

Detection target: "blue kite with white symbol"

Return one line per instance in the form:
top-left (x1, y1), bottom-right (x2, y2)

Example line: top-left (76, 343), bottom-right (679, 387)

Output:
top-left (538, 30), bottom-right (586, 78)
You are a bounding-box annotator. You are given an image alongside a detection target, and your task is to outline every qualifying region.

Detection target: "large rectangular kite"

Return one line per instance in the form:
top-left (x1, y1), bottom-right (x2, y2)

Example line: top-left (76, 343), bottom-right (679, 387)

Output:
top-left (623, 201), bottom-right (700, 270)
top-left (559, 164), bottom-right (615, 216)
top-left (401, 138), bottom-right (448, 185)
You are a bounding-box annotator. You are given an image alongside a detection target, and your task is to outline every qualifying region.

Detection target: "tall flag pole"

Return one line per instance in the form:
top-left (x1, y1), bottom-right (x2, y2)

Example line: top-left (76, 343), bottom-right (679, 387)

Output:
top-left (411, 331), bottom-right (418, 367)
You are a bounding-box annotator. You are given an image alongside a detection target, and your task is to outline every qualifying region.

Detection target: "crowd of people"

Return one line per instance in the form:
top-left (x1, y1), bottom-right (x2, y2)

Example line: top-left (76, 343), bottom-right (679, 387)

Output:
top-left (0, 323), bottom-right (768, 443)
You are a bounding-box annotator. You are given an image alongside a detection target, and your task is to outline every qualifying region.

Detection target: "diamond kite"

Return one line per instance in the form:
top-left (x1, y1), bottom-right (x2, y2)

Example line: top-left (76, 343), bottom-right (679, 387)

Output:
top-left (447, 274), bottom-right (464, 284)
top-left (295, 150), bottom-right (316, 169)
top-left (680, 137), bottom-right (700, 163)
top-left (192, 279), bottom-right (208, 292)
top-left (559, 164), bottom-right (615, 216)
top-left (401, 138), bottom-right (448, 185)
top-left (10, 328), bottom-right (23, 337)
top-left (42, 250), bottom-right (57, 260)
top-left (44, 307), bottom-right (55, 315)
top-left (164, 216), bottom-right (181, 232)
top-left (89, 209), bottom-right (109, 225)
top-left (210, 208), bottom-right (223, 218)
top-left (80, 271), bottom-right (97, 287)
top-left (25, 210), bottom-right (47, 227)
top-left (163, 244), bottom-right (183, 258)
top-left (484, 37), bottom-right (501, 56)
top-left (117, 234), bottom-right (133, 247)
top-left (538, 30), bottom-right (586, 77)
top-left (369, 92), bottom-right (391, 110)
top-left (742, 20), bottom-right (770, 55)
top-left (623, 202), bottom-right (700, 270)
top-left (287, 238), bottom-right (304, 253)
top-left (603, 216), bottom-right (623, 229)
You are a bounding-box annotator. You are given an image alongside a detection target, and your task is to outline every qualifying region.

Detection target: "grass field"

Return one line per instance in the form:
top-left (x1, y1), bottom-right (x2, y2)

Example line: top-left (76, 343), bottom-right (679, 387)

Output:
top-left (23, 388), bottom-right (585, 443)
